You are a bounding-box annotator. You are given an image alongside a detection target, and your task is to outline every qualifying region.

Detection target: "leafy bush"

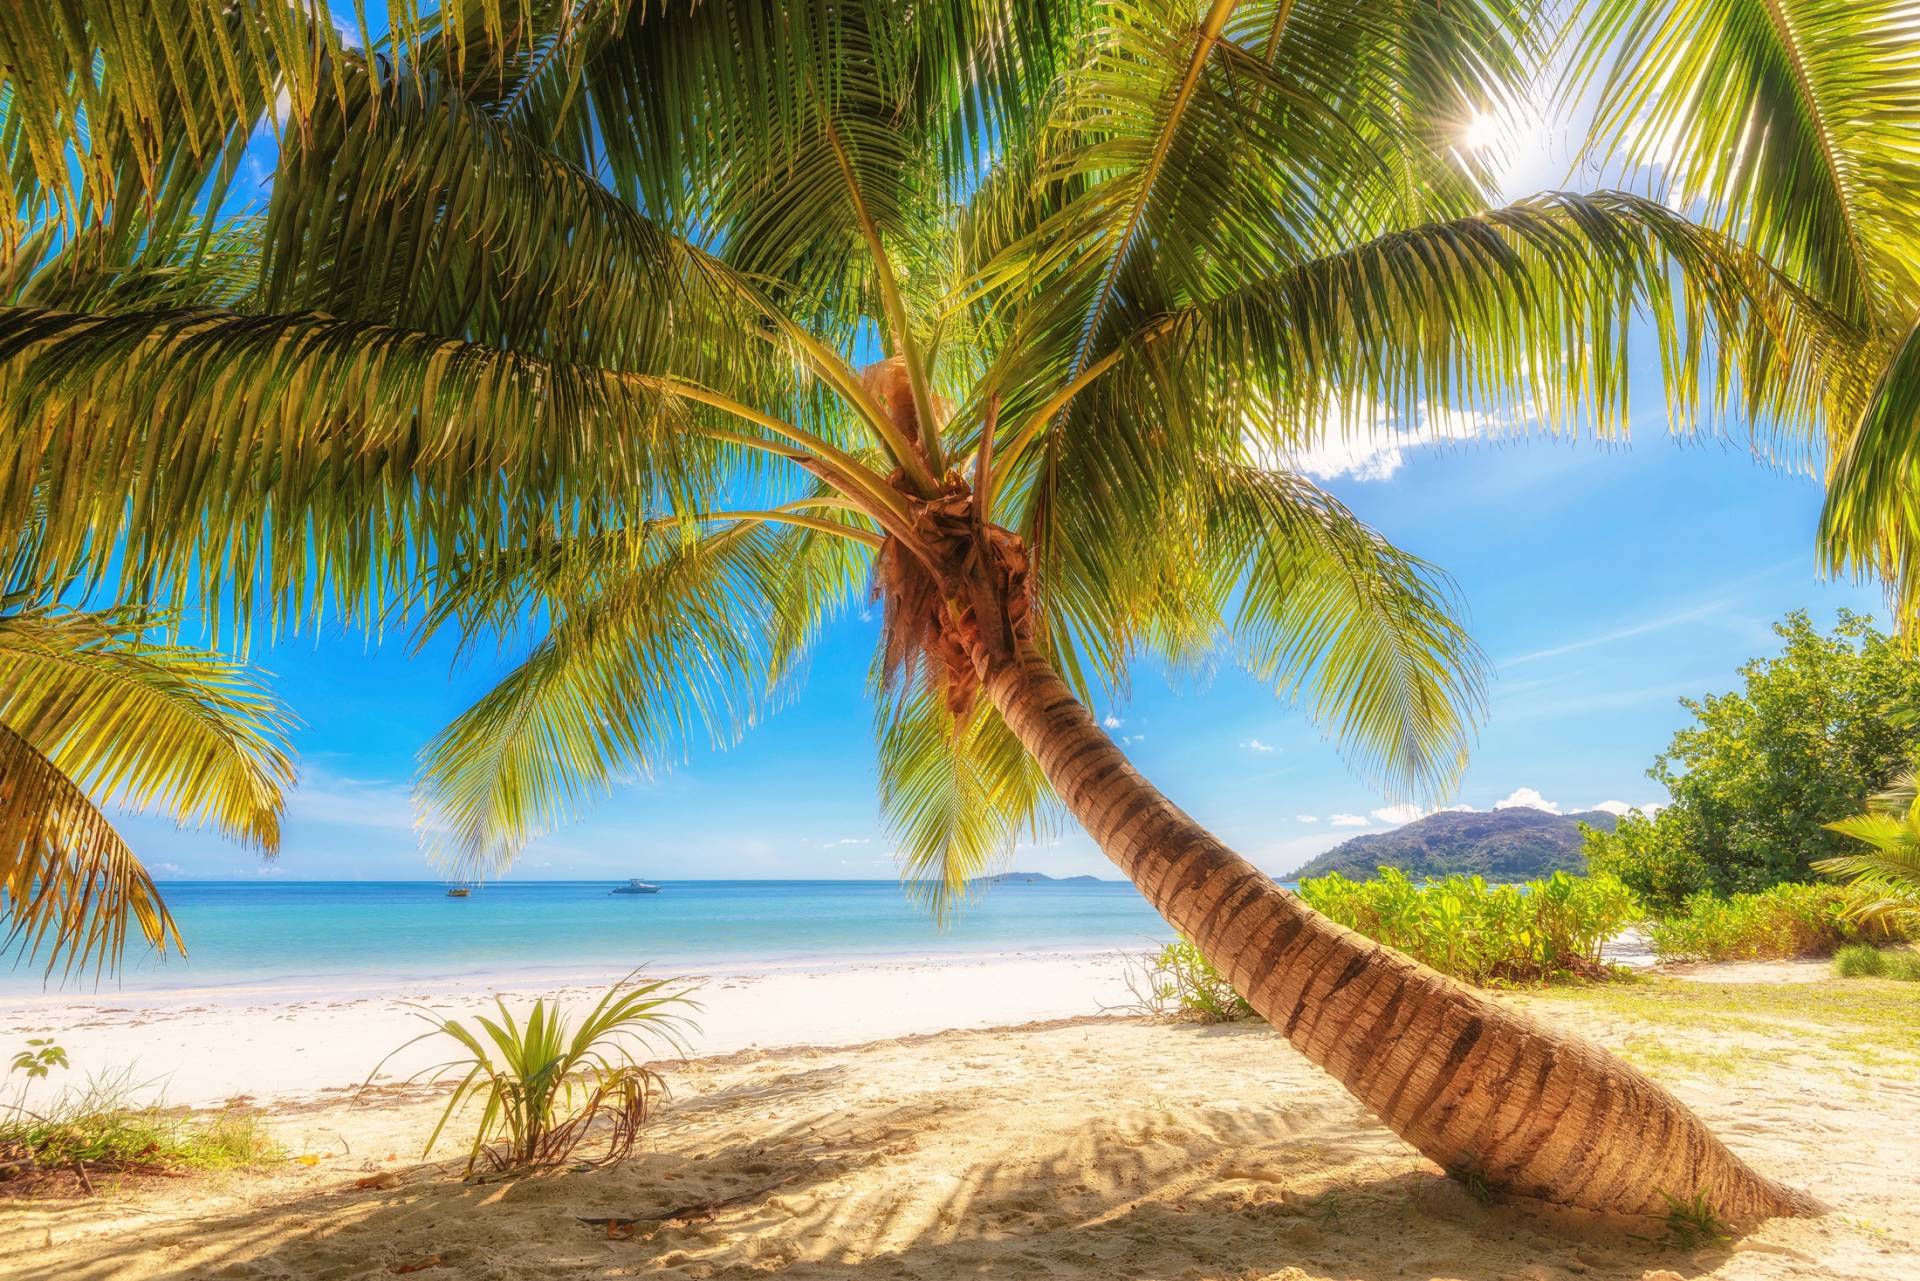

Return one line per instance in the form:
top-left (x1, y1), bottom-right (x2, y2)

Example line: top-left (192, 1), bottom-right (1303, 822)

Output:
top-left (2, 1053), bottom-right (274, 1179)
top-left (1646, 883), bottom-right (1901, 963)
top-left (1582, 812), bottom-right (1713, 913)
top-left (1833, 943), bottom-right (1920, 981)
top-left (1122, 939), bottom-right (1256, 1022)
top-left (1584, 611), bottom-right (1920, 910)
top-left (1297, 869), bottom-right (1641, 986)
top-left (374, 972), bottom-right (693, 1176)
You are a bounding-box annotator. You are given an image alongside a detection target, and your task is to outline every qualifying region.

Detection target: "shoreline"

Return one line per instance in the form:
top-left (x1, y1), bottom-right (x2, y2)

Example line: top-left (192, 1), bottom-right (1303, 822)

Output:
top-left (0, 949), bottom-right (1150, 1107)
top-left (0, 939), bottom-right (1153, 1009)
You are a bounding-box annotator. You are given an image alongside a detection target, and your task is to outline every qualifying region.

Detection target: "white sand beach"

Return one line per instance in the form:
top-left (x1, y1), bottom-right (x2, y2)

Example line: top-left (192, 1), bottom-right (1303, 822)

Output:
top-left (3, 953), bottom-right (1919, 1281)
top-left (0, 951), bottom-right (1146, 1108)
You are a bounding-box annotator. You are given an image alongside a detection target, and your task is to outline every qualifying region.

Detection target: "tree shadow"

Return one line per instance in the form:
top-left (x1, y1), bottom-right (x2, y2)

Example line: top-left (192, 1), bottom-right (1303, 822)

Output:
top-left (30, 1044), bottom-right (1748, 1281)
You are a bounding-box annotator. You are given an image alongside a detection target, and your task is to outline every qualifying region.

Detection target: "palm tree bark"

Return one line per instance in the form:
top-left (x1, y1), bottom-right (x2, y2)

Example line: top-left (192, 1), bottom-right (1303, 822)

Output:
top-left (981, 639), bottom-right (1817, 1223)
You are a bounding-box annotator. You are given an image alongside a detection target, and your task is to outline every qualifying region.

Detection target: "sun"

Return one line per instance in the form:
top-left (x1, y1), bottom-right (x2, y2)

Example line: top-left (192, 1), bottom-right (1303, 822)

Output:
top-left (1463, 111), bottom-right (1502, 152)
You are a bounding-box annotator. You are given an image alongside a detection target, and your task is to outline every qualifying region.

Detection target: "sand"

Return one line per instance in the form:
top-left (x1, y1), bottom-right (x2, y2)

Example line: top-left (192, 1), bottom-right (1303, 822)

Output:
top-left (0, 952), bottom-right (1146, 1109)
top-left (4, 960), bottom-right (1918, 1281)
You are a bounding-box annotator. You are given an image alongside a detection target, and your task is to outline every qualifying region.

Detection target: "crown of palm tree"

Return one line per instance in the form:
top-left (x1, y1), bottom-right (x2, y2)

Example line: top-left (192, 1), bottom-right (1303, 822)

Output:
top-left (0, 0), bottom-right (1861, 911)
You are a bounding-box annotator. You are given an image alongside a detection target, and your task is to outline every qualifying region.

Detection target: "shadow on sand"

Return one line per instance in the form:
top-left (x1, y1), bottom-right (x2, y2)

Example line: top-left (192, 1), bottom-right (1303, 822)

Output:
top-left (21, 1027), bottom-right (1747, 1281)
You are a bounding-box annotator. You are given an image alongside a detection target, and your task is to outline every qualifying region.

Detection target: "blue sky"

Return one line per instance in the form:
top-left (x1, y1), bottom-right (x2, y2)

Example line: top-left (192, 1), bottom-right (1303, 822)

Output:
top-left (120, 11), bottom-right (1887, 881)
top-left (126, 424), bottom-right (1881, 882)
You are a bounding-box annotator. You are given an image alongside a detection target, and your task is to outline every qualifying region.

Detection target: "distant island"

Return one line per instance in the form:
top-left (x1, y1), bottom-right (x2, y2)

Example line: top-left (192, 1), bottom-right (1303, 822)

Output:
top-left (1289, 808), bottom-right (1621, 882)
top-left (971, 872), bottom-right (1107, 885)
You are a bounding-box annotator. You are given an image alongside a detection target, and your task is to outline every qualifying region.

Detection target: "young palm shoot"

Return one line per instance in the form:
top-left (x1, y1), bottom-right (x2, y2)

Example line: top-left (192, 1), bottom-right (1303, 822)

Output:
top-left (370, 972), bottom-right (695, 1177)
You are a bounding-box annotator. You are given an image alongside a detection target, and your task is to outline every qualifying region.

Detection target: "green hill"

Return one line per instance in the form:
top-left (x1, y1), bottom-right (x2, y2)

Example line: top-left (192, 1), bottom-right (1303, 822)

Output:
top-left (1290, 808), bottom-right (1621, 882)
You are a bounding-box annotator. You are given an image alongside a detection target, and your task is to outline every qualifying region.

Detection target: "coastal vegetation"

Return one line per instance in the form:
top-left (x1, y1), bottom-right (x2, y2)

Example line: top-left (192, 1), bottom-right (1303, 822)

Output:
top-left (1817, 769), bottom-right (1920, 931)
top-left (1834, 943), bottom-right (1920, 981)
top-left (6, 0), bottom-right (1919, 1222)
top-left (372, 973), bottom-right (692, 1176)
top-left (1, 1051), bottom-right (275, 1186)
top-left (1298, 869), bottom-right (1639, 985)
top-left (1583, 612), bottom-right (1920, 911)
top-left (1123, 939), bottom-right (1258, 1023)
top-left (1645, 884), bottom-right (1895, 964)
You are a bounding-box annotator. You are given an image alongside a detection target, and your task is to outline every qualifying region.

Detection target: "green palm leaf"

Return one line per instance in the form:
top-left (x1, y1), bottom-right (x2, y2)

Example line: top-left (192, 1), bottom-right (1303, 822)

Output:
top-left (0, 599), bottom-right (292, 974)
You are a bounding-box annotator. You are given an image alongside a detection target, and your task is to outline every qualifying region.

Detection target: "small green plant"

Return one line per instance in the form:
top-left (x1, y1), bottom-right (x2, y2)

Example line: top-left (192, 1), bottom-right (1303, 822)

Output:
top-left (1647, 883), bottom-right (1904, 964)
top-left (1297, 869), bottom-right (1641, 986)
top-left (10, 1039), bottom-right (68, 1080)
top-left (372, 971), bottom-right (694, 1176)
top-left (1121, 938), bottom-right (1256, 1022)
top-left (1661, 1189), bottom-right (1731, 1248)
top-left (1448, 1155), bottom-right (1497, 1205)
top-left (1836, 943), bottom-right (1888, 977)
top-left (1834, 943), bottom-right (1920, 981)
top-left (1, 1065), bottom-right (276, 1178)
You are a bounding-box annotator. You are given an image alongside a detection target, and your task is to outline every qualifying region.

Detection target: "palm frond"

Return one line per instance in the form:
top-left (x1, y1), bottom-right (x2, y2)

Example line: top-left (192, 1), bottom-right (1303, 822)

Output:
top-left (875, 684), bottom-right (1059, 919)
top-left (1816, 785), bottom-right (1920, 929)
top-left (0, 723), bottom-right (179, 977)
top-left (0, 0), bottom-right (349, 258)
top-left (1574, 0), bottom-right (1920, 328)
top-left (415, 518), bottom-right (863, 875)
top-left (0, 604), bottom-right (293, 849)
top-left (0, 305), bottom-right (715, 635)
top-left (1212, 469), bottom-right (1485, 798)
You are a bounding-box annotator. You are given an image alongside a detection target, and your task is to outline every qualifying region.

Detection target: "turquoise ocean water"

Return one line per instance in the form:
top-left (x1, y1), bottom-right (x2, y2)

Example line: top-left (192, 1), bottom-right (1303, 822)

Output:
top-left (3, 880), bottom-right (1189, 997)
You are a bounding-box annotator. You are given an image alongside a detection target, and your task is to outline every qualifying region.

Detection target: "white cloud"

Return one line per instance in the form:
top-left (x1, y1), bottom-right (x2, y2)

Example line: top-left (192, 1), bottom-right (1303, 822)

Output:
top-left (287, 767), bottom-right (429, 833)
top-left (1122, 734), bottom-right (1145, 746)
top-left (1370, 803), bottom-right (1426, 826)
top-left (1493, 787), bottom-right (1561, 815)
top-left (153, 862), bottom-right (182, 876)
top-left (821, 837), bottom-right (873, 848)
top-left (1102, 715), bottom-right (1124, 729)
top-left (1330, 814), bottom-right (1369, 827)
top-left (1296, 815), bottom-right (1319, 824)
top-left (1502, 601), bottom-right (1727, 668)
top-left (1242, 739), bottom-right (1276, 753)
top-left (1585, 800), bottom-right (1665, 818)
top-left (1266, 400), bottom-right (1504, 484)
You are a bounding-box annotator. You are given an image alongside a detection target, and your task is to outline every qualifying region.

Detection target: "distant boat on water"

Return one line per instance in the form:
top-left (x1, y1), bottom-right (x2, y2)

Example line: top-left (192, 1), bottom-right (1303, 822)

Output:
top-left (445, 885), bottom-right (473, 898)
top-left (611, 879), bottom-right (662, 895)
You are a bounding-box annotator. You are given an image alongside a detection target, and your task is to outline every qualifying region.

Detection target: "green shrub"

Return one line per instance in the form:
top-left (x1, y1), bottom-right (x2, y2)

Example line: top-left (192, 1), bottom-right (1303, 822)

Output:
top-left (1835, 943), bottom-right (1888, 977)
top-left (1, 1058), bottom-right (275, 1176)
top-left (372, 971), bottom-right (693, 1176)
top-left (1834, 943), bottom-right (1920, 981)
top-left (1582, 812), bottom-right (1714, 913)
top-left (1296, 869), bottom-right (1641, 986)
top-left (1646, 883), bottom-right (1903, 963)
top-left (1123, 938), bottom-right (1257, 1022)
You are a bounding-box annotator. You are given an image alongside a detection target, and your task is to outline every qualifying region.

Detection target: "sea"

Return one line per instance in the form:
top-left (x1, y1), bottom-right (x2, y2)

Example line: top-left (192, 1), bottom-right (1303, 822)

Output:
top-left (1, 879), bottom-right (1193, 997)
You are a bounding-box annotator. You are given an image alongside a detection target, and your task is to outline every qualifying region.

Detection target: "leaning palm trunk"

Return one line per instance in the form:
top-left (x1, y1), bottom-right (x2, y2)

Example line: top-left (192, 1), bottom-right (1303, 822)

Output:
top-left (981, 640), bottom-right (1815, 1223)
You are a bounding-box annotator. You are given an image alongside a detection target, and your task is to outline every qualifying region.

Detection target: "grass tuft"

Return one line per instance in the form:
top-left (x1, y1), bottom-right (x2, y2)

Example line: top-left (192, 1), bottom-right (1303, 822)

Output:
top-left (1835, 943), bottom-right (1920, 981)
top-left (1, 1065), bottom-right (277, 1181)
top-left (1661, 1189), bottom-right (1731, 1248)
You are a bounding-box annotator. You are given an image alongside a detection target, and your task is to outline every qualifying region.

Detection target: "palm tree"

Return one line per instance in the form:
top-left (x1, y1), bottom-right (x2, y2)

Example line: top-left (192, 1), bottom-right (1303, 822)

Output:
top-left (1817, 770), bottom-right (1920, 931)
top-left (0, 1), bottom-right (1854, 1217)
top-left (0, 565), bottom-right (293, 975)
